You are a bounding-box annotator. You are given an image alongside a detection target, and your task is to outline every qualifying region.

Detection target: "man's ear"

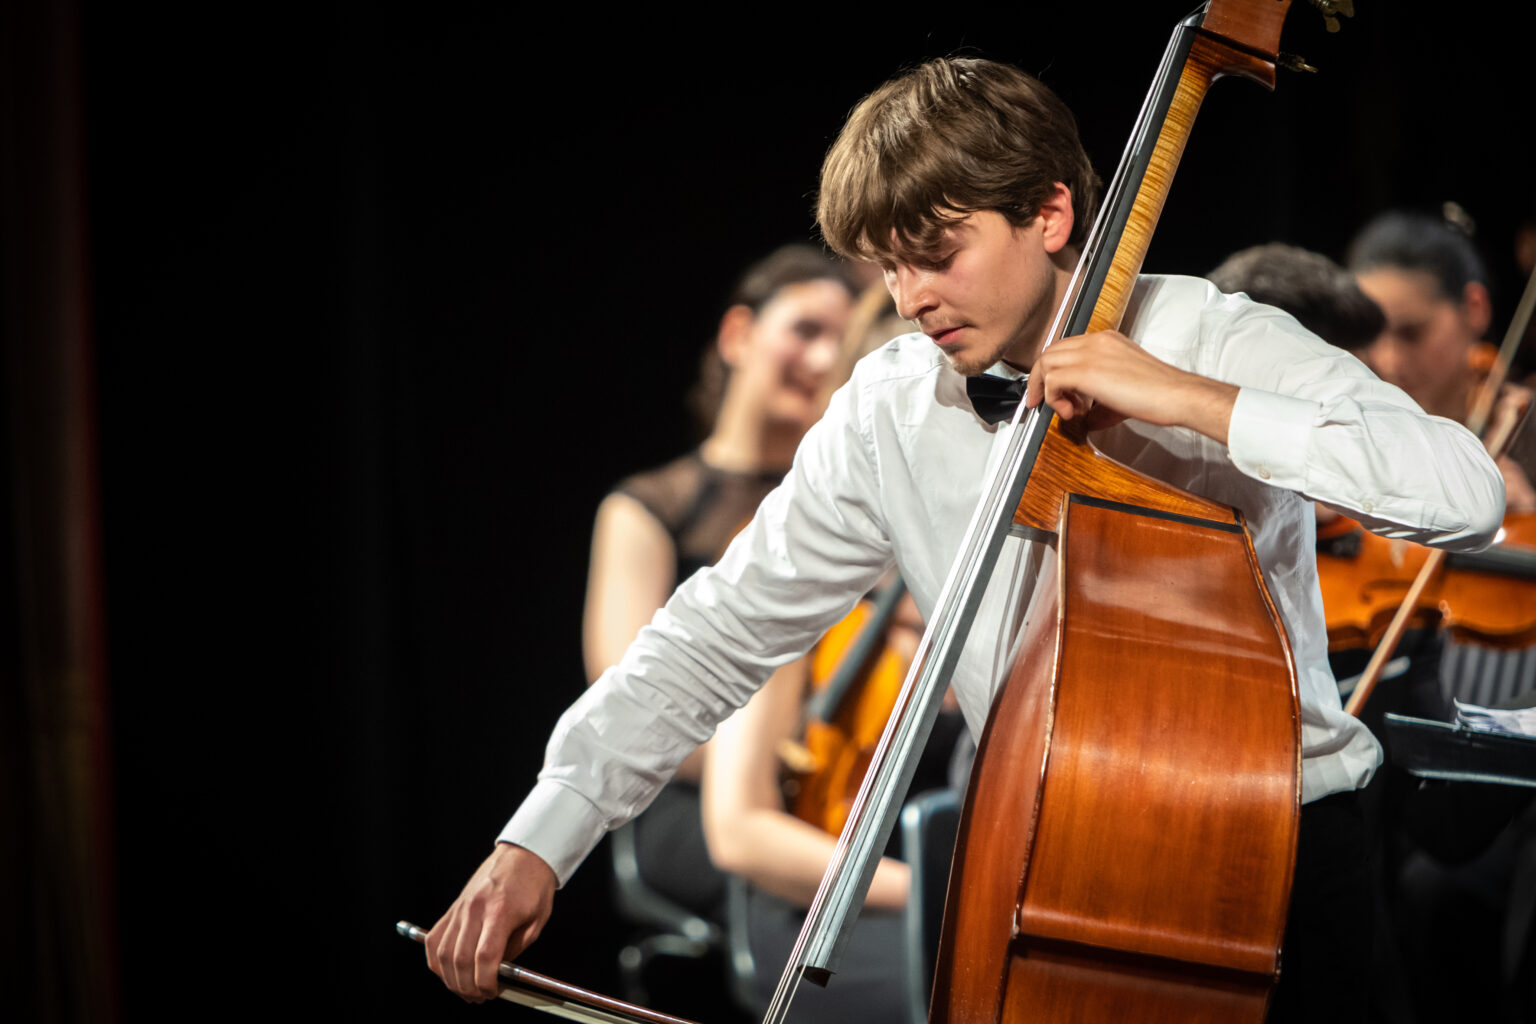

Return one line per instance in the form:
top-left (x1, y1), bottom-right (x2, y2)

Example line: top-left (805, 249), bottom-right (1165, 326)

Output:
top-left (1039, 182), bottom-right (1076, 255)
top-left (716, 304), bottom-right (755, 367)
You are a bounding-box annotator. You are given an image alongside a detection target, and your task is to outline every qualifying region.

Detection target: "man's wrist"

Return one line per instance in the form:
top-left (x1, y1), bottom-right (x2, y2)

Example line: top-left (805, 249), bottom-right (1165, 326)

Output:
top-left (498, 780), bottom-right (609, 886)
top-left (493, 841), bottom-right (557, 887)
top-left (1176, 375), bottom-right (1238, 445)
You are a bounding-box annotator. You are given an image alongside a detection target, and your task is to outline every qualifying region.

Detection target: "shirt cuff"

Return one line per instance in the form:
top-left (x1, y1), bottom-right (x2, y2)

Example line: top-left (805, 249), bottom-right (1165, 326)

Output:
top-left (1227, 388), bottom-right (1315, 492)
top-left (496, 780), bottom-right (609, 888)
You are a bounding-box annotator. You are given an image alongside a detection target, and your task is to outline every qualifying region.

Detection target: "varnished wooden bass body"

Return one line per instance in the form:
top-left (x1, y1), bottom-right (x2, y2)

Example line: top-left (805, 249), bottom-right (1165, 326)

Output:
top-left (933, 434), bottom-right (1299, 1022)
top-left (926, 5), bottom-right (1309, 1020)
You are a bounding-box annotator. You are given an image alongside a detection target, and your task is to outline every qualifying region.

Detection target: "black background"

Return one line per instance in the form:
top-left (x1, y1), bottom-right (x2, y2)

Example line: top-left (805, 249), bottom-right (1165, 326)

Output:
top-left (77, 3), bottom-right (1535, 1019)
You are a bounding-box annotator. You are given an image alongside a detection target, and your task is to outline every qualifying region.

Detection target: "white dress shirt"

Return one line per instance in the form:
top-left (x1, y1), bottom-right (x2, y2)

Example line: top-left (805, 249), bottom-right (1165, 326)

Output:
top-left (503, 275), bottom-right (1505, 885)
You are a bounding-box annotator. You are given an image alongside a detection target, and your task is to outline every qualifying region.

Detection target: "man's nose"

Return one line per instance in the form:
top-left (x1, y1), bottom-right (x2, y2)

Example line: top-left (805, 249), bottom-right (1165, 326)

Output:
top-left (886, 266), bottom-right (936, 324)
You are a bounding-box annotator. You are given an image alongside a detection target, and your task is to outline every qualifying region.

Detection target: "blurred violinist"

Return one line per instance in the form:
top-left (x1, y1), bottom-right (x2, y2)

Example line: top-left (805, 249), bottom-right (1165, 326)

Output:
top-left (701, 573), bottom-right (927, 1022)
top-left (581, 244), bottom-right (859, 939)
top-left (700, 292), bottom-right (961, 1023)
top-left (1345, 209), bottom-right (1536, 1024)
top-left (1347, 209), bottom-right (1536, 512)
top-left (1210, 240), bottom-right (1492, 1022)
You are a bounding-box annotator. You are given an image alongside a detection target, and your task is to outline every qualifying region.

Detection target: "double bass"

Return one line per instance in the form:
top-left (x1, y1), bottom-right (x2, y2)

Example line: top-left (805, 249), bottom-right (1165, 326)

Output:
top-left (767, 3), bottom-right (1339, 1023)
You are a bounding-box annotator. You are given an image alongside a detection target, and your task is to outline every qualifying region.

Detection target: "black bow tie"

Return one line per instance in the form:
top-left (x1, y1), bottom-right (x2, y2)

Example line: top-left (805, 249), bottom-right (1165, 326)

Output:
top-left (966, 373), bottom-right (1028, 425)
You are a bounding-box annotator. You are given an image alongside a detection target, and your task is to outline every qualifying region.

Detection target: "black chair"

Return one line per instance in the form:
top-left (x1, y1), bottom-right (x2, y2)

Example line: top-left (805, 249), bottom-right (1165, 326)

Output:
top-left (715, 787), bottom-right (963, 1024)
top-left (900, 788), bottom-right (962, 1024)
top-left (723, 873), bottom-right (764, 1013)
top-left (608, 820), bottom-right (726, 1005)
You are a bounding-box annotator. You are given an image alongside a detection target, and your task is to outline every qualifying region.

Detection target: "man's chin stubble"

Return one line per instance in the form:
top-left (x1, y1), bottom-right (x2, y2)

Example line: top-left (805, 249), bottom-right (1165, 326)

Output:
top-left (943, 351), bottom-right (993, 378)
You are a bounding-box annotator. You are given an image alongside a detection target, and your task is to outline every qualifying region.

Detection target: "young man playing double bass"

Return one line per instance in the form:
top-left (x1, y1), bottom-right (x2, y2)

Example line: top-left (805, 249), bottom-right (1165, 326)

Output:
top-left (425, 58), bottom-right (1504, 1021)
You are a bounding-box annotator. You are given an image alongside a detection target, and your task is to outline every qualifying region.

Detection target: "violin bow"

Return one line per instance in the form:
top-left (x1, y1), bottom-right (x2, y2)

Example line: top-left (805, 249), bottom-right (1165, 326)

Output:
top-left (395, 922), bottom-right (700, 1024)
top-left (1344, 259), bottom-right (1536, 717)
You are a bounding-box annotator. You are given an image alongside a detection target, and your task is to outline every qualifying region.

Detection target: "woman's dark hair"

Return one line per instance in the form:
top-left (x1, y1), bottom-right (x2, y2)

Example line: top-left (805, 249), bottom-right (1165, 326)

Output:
top-left (726, 244), bottom-right (859, 312)
top-left (1346, 209), bottom-right (1489, 302)
top-left (688, 244), bottom-right (859, 432)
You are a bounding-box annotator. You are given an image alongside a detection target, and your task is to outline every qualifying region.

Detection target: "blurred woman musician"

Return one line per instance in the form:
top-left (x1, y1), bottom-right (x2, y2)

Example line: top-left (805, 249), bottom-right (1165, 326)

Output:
top-left (699, 287), bottom-right (950, 1024)
top-left (582, 244), bottom-right (860, 929)
top-left (1347, 209), bottom-right (1535, 512)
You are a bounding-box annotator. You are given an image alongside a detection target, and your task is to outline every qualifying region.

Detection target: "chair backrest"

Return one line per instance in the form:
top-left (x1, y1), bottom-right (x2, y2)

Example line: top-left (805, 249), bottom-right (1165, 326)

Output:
top-left (609, 820), bottom-right (723, 946)
top-left (899, 788), bottom-right (962, 1024)
top-left (608, 820), bottom-right (728, 1008)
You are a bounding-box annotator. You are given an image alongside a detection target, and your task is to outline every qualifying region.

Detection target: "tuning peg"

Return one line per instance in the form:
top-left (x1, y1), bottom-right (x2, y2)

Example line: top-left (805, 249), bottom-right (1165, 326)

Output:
top-left (1310, 0), bottom-right (1356, 33)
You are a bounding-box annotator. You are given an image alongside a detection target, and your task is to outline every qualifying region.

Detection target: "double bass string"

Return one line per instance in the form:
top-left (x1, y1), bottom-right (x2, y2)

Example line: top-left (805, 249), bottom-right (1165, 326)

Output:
top-left (760, 398), bottom-right (1050, 1023)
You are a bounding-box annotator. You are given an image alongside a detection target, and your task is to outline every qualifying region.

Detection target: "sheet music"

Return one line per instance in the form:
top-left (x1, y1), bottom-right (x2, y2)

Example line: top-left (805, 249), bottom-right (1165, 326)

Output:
top-left (1453, 699), bottom-right (1536, 738)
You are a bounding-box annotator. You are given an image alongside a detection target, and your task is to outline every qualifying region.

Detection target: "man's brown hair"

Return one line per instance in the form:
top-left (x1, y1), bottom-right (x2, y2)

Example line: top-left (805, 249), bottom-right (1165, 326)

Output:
top-left (818, 57), bottom-right (1101, 263)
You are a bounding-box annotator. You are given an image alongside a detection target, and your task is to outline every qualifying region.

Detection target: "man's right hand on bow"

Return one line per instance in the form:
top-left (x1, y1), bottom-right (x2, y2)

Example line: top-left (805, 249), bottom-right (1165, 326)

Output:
top-left (425, 842), bottom-right (557, 1002)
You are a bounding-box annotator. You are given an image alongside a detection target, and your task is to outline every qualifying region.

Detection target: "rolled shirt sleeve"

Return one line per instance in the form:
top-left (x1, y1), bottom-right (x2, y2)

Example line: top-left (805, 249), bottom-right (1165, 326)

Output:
top-left (1215, 300), bottom-right (1504, 551)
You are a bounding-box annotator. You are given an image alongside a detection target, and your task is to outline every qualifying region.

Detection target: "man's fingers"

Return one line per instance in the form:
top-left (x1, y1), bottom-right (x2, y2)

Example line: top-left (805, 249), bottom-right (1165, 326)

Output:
top-left (449, 906), bottom-right (483, 1000)
top-left (427, 911), bottom-right (485, 1002)
top-left (430, 899), bottom-right (499, 1002)
top-left (1031, 343), bottom-right (1090, 418)
top-left (424, 912), bottom-right (453, 981)
top-left (474, 917), bottom-right (513, 1000)
top-left (425, 844), bottom-right (559, 1003)
top-left (1024, 371), bottom-right (1044, 409)
top-left (1042, 375), bottom-right (1088, 420)
top-left (469, 904), bottom-right (511, 1002)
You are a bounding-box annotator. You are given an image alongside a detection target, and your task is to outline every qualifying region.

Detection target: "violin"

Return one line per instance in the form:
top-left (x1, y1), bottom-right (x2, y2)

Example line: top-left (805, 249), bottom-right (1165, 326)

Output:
top-left (1319, 513), bottom-right (1536, 652)
top-left (782, 577), bottom-right (914, 837)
